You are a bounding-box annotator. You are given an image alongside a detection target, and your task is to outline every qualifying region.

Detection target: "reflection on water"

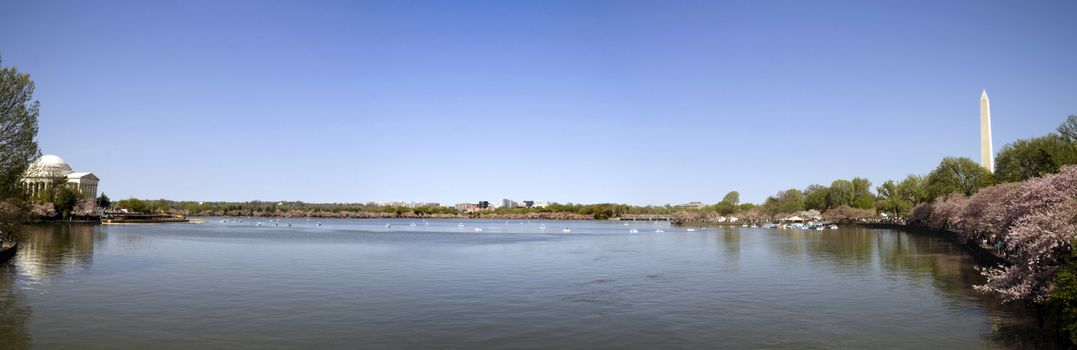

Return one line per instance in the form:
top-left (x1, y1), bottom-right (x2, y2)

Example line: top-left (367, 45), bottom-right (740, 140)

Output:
top-left (0, 220), bottom-right (1056, 349)
top-left (0, 263), bottom-right (30, 349)
top-left (16, 224), bottom-right (98, 282)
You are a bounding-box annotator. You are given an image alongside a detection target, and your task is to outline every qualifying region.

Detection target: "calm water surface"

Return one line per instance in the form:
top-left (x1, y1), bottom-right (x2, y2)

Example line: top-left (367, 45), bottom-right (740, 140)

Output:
top-left (0, 219), bottom-right (1047, 349)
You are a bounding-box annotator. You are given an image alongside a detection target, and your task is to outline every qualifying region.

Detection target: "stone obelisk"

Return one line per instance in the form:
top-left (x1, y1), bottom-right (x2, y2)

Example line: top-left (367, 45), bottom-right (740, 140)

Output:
top-left (980, 90), bottom-right (994, 173)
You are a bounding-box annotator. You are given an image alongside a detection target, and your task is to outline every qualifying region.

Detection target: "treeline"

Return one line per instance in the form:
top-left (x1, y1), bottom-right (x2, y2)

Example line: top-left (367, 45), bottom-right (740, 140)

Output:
top-left (112, 199), bottom-right (459, 218)
top-left (757, 116), bottom-right (1077, 222)
top-left (112, 199), bottom-right (700, 220)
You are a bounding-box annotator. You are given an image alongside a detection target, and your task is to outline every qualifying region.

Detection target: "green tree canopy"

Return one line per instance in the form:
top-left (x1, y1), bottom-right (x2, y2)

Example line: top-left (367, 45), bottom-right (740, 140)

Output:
top-left (827, 179), bottom-right (854, 208)
top-left (96, 193), bottom-right (111, 208)
top-left (926, 157), bottom-right (993, 199)
top-left (994, 134), bottom-right (1075, 183)
top-left (850, 177), bottom-right (875, 209)
top-left (52, 186), bottom-right (79, 219)
top-left (0, 57), bottom-right (41, 239)
top-left (1058, 115), bottom-right (1077, 145)
top-left (895, 174), bottom-right (928, 205)
top-left (802, 184), bottom-right (830, 210)
top-left (116, 198), bottom-right (149, 213)
top-left (762, 189), bottom-right (805, 215)
top-left (875, 180), bottom-right (911, 216)
top-left (0, 58), bottom-right (40, 196)
top-left (715, 191), bottom-right (740, 215)
top-left (720, 191), bottom-right (739, 207)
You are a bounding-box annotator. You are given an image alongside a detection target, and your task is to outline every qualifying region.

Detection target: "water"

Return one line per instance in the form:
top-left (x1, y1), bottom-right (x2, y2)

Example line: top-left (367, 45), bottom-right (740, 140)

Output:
top-left (0, 219), bottom-right (1047, 349)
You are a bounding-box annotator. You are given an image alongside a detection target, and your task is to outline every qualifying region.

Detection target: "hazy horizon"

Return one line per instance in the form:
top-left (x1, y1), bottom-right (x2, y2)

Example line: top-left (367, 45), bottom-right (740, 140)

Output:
top-left (2, 0), bottom-right (1075, 205)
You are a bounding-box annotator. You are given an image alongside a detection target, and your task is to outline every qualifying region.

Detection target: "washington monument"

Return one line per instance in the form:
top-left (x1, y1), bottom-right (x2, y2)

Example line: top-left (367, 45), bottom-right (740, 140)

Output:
top-left (980, 90), bottom-right (994, 173)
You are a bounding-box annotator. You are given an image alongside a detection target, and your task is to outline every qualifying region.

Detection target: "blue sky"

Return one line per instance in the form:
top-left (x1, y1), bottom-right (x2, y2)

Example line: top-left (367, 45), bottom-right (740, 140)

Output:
top-left (1, 0), bottom-right (1075, 205)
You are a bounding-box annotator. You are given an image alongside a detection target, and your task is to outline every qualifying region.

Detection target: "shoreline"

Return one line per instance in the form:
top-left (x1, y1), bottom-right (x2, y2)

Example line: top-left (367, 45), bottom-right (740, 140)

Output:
top-left (855, 222), bottom-right (1008, 267)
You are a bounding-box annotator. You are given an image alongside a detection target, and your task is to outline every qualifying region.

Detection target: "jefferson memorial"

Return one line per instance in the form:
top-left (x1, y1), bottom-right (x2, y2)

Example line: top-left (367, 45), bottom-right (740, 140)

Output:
top-left (23, 155), bottom-right (100, 201)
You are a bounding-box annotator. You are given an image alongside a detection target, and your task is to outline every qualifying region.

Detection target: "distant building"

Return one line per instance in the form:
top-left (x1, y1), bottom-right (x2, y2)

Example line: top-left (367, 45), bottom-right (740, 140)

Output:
top-left (22, 155), bottom-right (100, 202)
top-left (455, 203), bottom-right (475, 211)
top-left (522, 200), bottom-right (534, 208)
top-left (478, 201), bottom-right (490, 209)
top-left (501, 198), bottom-right (516, 209)
top-left (533, 201), bottom-right (549, 208)
top-left (675, 202), bottom-right (706, 209)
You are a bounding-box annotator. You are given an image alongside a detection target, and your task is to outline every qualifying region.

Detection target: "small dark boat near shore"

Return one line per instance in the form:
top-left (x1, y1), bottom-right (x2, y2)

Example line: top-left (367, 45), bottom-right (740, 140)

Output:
top-left (0, 243), bottom-right (17, 263)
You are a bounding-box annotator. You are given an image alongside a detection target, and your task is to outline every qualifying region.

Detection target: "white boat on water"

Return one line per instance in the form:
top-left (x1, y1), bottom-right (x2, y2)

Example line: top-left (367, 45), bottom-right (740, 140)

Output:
top-left (629, 228), bottom-right (639, 233)
top-left (829, 224), bottom-right (839, 229)
top-left (562, 228), bottom-right (572, 233)
top-left (686, 228), bottom-right (696, 232)
top-left (539, 224), bottom-right (547, 229)
top-left (741, 224), bottom-right (749, 227)
top-left (457, 223), bottom-right (465, 227)
top-left (410, 222), bottom-right (417, 227)
top-left (474, 227), bottom-right (483, 232)
top-left (750, 224), bottom-right (758, 228)
top-left (655, 229), bottom-right (664, 233)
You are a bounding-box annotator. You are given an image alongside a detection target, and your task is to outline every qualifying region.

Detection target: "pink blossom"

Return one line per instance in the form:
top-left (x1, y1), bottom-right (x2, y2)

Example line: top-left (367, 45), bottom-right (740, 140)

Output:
top-left (976, 198), bottom-right (1077, 303)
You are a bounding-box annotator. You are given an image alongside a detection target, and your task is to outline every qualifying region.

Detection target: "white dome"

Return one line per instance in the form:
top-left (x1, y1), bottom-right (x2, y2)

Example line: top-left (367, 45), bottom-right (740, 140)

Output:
top-left (27, 154), bottom-right (74, 178)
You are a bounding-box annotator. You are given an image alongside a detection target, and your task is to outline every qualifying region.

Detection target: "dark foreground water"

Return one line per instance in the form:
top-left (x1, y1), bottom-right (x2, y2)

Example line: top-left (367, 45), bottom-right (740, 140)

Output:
top-left (0, 219), bottom-right (1049, 349)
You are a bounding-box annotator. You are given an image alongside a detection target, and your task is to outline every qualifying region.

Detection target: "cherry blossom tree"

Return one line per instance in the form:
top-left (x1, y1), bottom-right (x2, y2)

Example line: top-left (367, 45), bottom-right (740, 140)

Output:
top-left (976, 198), bottom-right (1077, 304)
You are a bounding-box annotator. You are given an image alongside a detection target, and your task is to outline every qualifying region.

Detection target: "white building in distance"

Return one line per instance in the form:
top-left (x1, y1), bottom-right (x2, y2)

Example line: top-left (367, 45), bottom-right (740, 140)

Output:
top-left (23, 155), bottom-right (100, 201)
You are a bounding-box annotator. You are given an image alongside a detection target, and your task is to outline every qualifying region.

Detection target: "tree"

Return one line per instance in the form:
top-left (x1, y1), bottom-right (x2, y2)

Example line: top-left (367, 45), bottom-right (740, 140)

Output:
top-left (715, 191), bottom-right (740, 215)
top-left (762, 189), bottom-right (805, 216)
top-left (875, 180), bottom-right (911, 216)
top-left (1058, 115), bottom-right (1077, 145)
top-left (116, 198), bottom-right (149, 213)
top-left (976, 198), bottom-right (1077, 306)
top-left (994, 135), bottom-right (1075, 183)
top-left (827, 180), bottom-right (854, 208)
top-left (720, 191), bottom-right (739, 207)
top-left (895, 174), bottom-right (928, 205)
top-left (52, 185), bottom-right (79, 219)
top-left (926, 157), bottom-right (993, 199)
top-left (778, 189), bottom-right (805, 213)
top-left (96, 193), bottom-right (111, 208)
top-left (850, 177), bottom-right (875, 209)
top-left (1048, 256), bottom-right (1077, 344)
top-left (802, 184), bottom-right (830, 211)
top-left (0, 57), bottom-right (41, 240)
